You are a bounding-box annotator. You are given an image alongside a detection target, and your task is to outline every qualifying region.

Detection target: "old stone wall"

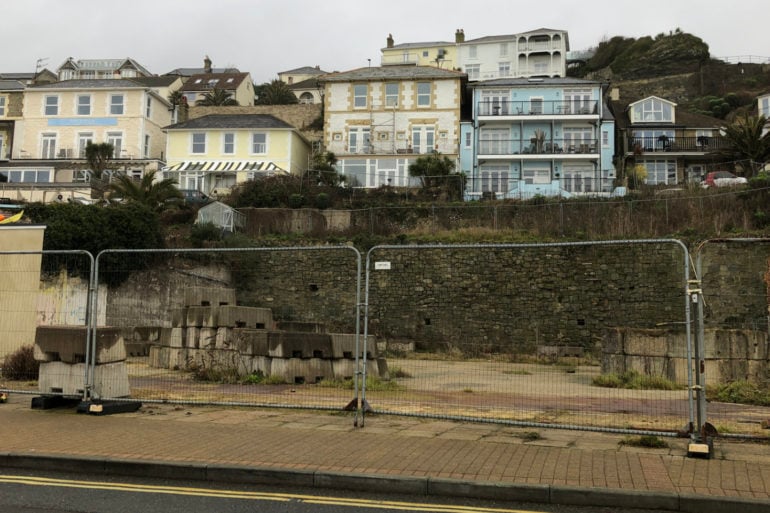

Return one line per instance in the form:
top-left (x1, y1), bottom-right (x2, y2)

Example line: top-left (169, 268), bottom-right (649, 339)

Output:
top-left (240, 208), bottom-right (351, 236)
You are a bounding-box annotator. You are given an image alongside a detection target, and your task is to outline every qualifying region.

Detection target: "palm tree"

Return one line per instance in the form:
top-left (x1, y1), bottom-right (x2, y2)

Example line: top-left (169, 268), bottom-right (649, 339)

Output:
top-left (254, 80), bottom-right (299, 105)
top-left (196, 89), bottom-right (238, 106)
top-left (108, 170), bottom-right (183, 211)
top-left (718, 114), bottom-right (770, 176)
top-left (85, 142), bottom-right (115, 200)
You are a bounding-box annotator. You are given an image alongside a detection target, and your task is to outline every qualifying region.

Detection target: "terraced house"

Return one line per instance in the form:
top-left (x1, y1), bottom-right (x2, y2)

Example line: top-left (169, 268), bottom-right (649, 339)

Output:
top-left (2, 79), bottom-right (172, 203)
top-left (461, 77), bottom-right (617, 199)
top-left (318, 65), bottom-right (466, 188)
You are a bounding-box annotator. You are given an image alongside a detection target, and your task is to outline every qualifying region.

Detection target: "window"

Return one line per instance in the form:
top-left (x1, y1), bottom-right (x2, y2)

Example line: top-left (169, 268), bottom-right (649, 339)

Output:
top-left (631, 129), bottom-right (674, 151)
top-left (0, 96), bottom-right (5, 116)
top-left (464, 131), bottom-right (472, 149)
top-left (465, 64), bottom-right (480, 80)
top-left (348, 127), bottom-right (370, 154)
top-left (353, 84), bottom-right (367, 108)
top-left (385, 83), bottom-right (399, 107)
top-left (41, 133), bottom-right (57, 159)
top-left (251, 133), bottom-right (266, 153)
top-left (564, 127), bottom-right (594, 152)
top-left (499, 43), bottom-right (508, 57)
top-left (562, 165), bottom-right (595, 193)
top-left (0, 169), bottom-right (51, 183)
top-left (481, 90), bottom-right (509, 115)
top-left (107, 132), bottom-right (123, 157)
top-left (183, 92), bottom-right (197, 104)
top-left (145, 96), bottom-right (152, 118)
top-left (416, 82), bottom-right (431, 107)
top-left (77, 94), bottom-right (91, 115)
top-left (529, 97), bottom-right (543, 115)
top-left (642, 159), bottom-right (676, 185)
top-left (564, 89), bottom-right (592, 114)
top-left (498, 62), bottom-right (511, 77)
top-left (192, 133), bottom-right (206, 154)
top-left (412, 125), bottom-right (435, 154)
top-left (110, 94), bottom-right (124, 115)
top-left (760, 97), bottom-right (770, 117)
top-left (144, 135), bottom-right (150, 158)
top-left (480, 164), bottom-right (509, 193)
top-left (0, 134), bottom-right (4, 158)
top-left (223, 133), bottom-right (235, 154)
top-left (422, 51), bottom-right (429, 57)
top-left (479, 128), bottom-right (509, 154)
top-left (602, 130), bottom-right (609, 147)
top-left (632, 98), bottom-right (673, 122)
top-left (78, 132), bottom-right (94, 158)
top-left (468, 45), bottom-right (477, 58)
top-left (522, 169), bottom-right (551, 184)
top-left (45, 95), bottom-right (59, 116)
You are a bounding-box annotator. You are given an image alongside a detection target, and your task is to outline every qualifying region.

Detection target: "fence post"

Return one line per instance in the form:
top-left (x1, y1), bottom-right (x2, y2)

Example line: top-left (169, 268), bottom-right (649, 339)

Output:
top-left (688, 252), bottom-right (711, 456)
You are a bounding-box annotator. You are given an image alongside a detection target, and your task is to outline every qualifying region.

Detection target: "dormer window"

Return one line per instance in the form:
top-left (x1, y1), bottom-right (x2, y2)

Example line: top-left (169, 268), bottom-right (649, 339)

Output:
top-left (632, 97), bottom-right (674, 123)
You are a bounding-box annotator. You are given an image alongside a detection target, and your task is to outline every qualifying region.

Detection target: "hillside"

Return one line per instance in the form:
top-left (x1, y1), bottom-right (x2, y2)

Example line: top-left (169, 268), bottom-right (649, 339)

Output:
top-left (569, 29), bottom-right (770, 119)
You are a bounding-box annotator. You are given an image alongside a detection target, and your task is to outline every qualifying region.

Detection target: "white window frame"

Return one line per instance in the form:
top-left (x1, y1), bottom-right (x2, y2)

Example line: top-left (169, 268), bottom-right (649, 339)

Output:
top-left (45, 95), bottom-right (59, 116)
top-left (632, 98), bottom-right (673, 123)
top-left (353, 84), bottom-right (367, 108)
top-left (0, 169), bottom-right (52, 183)
top-left (480, 164), bottom-right (510, 193)
top-left (0, 134), bottom-right (4, 158)
top-left (412, 125), bottom-right (435, 154)
top-left (78, 132), bottom-right (94, 158)
top-left (562, 164), bottom-right (595, 193)
top-left (348, 127), bottom-right (371, 154)
top-left (602, 130), bottom-right (610, 148)
top-left (145, 96), bottom-right (152, 118)
top-left (522, 168), bottom-right (551, 184)
top-left (144, 135), bottom-right (150, 158)
top-left (41, 133), bottom-right (57, 159)
top-left (642, 159), bottom-right (676, 185)
top-left (498, 62), bottom-right (511, 77)
top-left (77, 94), bottom-right (91, 116)
top-left (385, 83), bottom-right (399, 107)
top-left (0, 96), bottom-right (5, 116)
top-left (499, 43), bottom-right (508, 57)
top-left (191, 133), bottom-right (206, 154)
top-left (479, 128), bottom-right (509, 154)
top-left (251, 133), bottom-right (267, 154)
top-left (110, 94), bottom-right (124, 115)
top-left (223, 132), bottom-right (235, 154)
top-left (416, 82), bottom-right (431, 107)
top-left (468, 45), bottom-right (477, 59)
top-left (107, 132), bottom-right (123, 158)
top-left (465, 64), bottom-right (480, 80)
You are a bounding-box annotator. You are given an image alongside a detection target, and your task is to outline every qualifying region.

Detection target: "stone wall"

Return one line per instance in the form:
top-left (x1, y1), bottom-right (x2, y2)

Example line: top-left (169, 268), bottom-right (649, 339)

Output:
top-left (240, 208), bottom-right (351, 236)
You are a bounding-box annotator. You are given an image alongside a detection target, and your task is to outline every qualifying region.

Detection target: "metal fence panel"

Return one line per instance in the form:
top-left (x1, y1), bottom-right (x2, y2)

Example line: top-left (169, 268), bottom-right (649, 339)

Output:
top-left (0, 250), bottom-right (93, 397)
top-left (362, 241), bottom-right (695, 435)
top-left (92, 246), bottom-right (362, 411)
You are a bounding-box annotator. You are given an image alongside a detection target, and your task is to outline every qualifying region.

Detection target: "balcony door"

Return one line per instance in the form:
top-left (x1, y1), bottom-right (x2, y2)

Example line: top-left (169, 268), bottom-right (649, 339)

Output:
top-left (412, 126), bottom-right (435, 154)
top-left (479, 128), bottom-right (509, 155)
top-left (480, 90), bottom-right (509, 116)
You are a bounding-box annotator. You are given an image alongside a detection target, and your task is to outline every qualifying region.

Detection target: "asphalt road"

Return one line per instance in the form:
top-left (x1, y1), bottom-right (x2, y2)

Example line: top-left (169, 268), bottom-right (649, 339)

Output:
top-left (0, 468), bottom-right (669, 513)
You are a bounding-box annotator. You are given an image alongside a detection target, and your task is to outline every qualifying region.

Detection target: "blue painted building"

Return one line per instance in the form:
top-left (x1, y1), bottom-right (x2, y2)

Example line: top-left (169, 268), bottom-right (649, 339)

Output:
top-left (461, 77), bottom-right (617, 200)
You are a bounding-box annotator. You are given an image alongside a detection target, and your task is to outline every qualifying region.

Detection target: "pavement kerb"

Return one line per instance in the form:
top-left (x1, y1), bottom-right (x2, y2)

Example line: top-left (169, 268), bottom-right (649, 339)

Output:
top-left (3, 452), bottom-right (769, 512)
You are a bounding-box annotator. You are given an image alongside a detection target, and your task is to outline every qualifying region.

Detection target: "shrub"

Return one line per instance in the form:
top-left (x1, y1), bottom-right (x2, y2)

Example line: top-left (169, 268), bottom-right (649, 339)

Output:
top-left (708, 380), bottom-right (770, 406)
top-left (592, 370), bottom-right (681, 390)
top-left (288, 194), bottom-right (305, 209)
top-left (620, 435), bottom-right (668, 448)
top-left (189, 222), bottom-right (222, 246)
top-left (1, 345), bottom-right (39, 381)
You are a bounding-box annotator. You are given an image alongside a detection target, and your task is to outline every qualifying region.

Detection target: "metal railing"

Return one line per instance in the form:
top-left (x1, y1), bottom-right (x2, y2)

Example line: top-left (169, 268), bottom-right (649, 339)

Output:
top-left (477, 138), bottom-right (599, 155)
top-left (478, 100), bottom-right (598, 117)
top-left (628, 135), bottom-right (730, 153)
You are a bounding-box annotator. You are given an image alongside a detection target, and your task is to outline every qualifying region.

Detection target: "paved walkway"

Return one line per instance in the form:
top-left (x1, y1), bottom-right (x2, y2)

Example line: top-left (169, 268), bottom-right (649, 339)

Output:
top-left (1, 393), bottom-right (769, 511)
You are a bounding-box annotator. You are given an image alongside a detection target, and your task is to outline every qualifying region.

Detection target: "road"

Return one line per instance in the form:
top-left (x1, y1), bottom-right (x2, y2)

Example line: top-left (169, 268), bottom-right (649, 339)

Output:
top-left (0, 468), bottom-right (669, 513)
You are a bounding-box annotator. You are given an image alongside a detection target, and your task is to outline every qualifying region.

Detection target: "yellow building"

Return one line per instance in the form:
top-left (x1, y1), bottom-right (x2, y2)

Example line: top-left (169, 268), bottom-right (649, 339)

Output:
top-left (163, 114), bottom-right (311, 197)
top-left (381, 33), bottom-right (458, 70)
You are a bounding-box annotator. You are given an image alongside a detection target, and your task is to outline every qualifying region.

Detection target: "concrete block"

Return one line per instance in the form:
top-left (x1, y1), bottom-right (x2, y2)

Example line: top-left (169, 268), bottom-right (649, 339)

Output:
top-left (165, 327), bottom-right (184, 348)
top-left (232, 329), bottom-right (269, 355)
top-left (275, 321), bottom-right (326, 333)
top-left (185, 327), bottom-right (200, 349)
top-left (269, 357), bottom-right (333, 384)
top-left (247, 355), bottom-right (272, 376)
top-left (199, 328), bottom-right (217, 349)
top-left (184, 287), bottom-right (236, 307)
top-left (185, 306), bottom-right (211, 328)
top-left (128, 327), bottom-right (162, 342)
top-left (624, 332), bottom-right (668, 357)
top-left (149, 345), bottom-right (166, 368)
top-left (171, 308), bottom-right (187, 328)
top-left (34, 326), bottom-right (125, 364)
top-left (314, 471), bottom-right (426, 495)
top-left (626, 355), bottom-right (668, 377)
top-left (215, 327), bottom-right (232, 349)
top-left (38, 361), bottom-right (129, 398)
top-left (268, 331), bottom-right (333, 359)
top-left (215, 306), bottom-right (273, 329)
top-left (428, 478), bottom-right (548, 503)
top-left (329, 333), bottom-right (377, 359)
top-left (331, 359), bottom-right (357, 380)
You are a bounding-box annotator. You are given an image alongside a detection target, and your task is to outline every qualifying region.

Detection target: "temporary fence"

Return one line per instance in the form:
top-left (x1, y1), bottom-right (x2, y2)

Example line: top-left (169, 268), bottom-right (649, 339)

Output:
top-left (359, 240), bottom-right (701, 437)
top-left (0, 250), bottom-right (94, 397)
top-left (90, 246), bottom-right (363, 412)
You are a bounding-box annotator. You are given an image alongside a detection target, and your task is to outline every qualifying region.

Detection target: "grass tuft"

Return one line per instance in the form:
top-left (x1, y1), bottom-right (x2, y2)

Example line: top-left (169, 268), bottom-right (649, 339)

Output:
top-left (592, 370), bottom-right (682, 390)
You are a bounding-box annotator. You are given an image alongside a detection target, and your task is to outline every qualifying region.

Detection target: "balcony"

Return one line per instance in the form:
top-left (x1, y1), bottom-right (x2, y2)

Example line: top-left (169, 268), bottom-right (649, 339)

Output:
top-left (328, 140), bottom-right (458, 157)
top-left (477, 138), bottom-right (598, 157)
top-left (477, 100), bottom-right (598, 117)
top-left (627, 135), bottom-right (729, 154)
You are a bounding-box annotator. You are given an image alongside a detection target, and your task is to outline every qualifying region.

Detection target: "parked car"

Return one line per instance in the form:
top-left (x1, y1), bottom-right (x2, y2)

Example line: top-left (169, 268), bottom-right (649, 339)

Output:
top-left (701, 171), bottom-right (748, 188)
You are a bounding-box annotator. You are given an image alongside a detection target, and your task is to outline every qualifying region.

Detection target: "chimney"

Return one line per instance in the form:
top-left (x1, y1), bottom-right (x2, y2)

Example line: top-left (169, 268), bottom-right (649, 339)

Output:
top-left (455, 29), bottom-right (465, 43)
top-left (387, 33), bottom-right (394, 48)
top-left (610, 87), bottom-right (620, 101)
top-left (204, 55), bottom-right (212, 74)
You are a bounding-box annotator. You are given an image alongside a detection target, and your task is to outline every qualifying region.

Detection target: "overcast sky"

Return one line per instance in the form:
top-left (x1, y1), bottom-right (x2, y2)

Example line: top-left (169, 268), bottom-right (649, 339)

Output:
top-left (2, 0), bottom-right (767, 84)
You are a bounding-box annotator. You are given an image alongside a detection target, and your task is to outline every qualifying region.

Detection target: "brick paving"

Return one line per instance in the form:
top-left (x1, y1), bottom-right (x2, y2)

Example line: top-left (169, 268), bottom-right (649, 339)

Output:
top-left (0, 393), bottom-right (769, 503)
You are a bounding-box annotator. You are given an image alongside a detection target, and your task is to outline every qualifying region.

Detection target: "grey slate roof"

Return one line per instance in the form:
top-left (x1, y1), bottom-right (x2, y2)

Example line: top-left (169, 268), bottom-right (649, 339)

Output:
top-left (319, 65), bottom-right (466, 82)
top-left (130, 76), bottom-right (179, 87)
top-left (288, 77), bottom-right (322, 90)
top-left (179, 72), bottom-right (249, 92)
top-left (279, 66), bottom-right (327, 75)
top-left (28, 79), bottom-right (148, 89)
top-left (382, 41), bottom-right (453, 50)
top-left (164, 114), bottom-right (294, 131)
top-left (0, 80), bottom-right (25, 91)
top-left (165, 67), bottom-right (240, 76)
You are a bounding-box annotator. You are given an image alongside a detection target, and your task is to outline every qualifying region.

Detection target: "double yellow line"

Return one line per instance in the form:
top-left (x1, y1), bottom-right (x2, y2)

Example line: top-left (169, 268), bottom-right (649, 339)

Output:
top-left (0, 474), bottom-right (545, 513)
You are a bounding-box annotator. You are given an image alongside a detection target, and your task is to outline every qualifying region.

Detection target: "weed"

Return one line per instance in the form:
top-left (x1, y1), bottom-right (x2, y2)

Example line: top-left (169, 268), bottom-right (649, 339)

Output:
top-left (389, 366), bottom-right (413, 378)
top-left (318, 376), bottom-right (404, 391)
top-left (263, 374), bottom-right (287, 385)
top-left (620, 435), bottom-right (668, 449)
top-left (707, 380), bottom-right (770, 406)
top-left (592, 371), bottom-right (682, 390)
top-left (462, 388), bottom-right (474, 393)
top-left (1, 345), bottom-right (39, 381)
top-left (517, 431), bottom-right (542, 441)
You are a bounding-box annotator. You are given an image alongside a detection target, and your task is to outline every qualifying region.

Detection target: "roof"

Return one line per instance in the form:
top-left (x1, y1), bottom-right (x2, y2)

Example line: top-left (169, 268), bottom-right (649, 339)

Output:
top-left (319, 65), bottom-right (466, 83)
top-left (382, 41), bottom-right (453, 50)
top-left (165, 67), bottom-right (240, 76)
top-left (57, 57), bottom-right (153, 76)
top-left (0, 72), bottom-right (36, 80)
top-left (471, 77), bottom-right (602, 88)
top-left (288, 77), bottom-right (321, 91)
top-left (28, 79), bottom-right (149, 90)
top-left (0, 80), bottom-right (25, 91)
top-left (279, 66), bottom-right (327, 75)
top-left (164, 114), bottom-right (294, 131)
top-left (180, 72), bottom-right (250, 92)
top-left (609, 99), bottom-right (726, 130)
top-left (129, 76), bottom-right (180, 88)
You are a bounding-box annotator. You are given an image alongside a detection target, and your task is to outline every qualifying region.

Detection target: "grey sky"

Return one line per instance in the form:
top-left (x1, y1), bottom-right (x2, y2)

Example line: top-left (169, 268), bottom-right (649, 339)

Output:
top-left (2, 0), bottom-right (766, 84)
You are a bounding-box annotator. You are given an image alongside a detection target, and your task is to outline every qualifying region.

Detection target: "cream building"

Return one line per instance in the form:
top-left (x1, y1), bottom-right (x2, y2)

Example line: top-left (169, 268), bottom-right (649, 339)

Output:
top-left (1, 79), bottom-right (172, 202)
top-left (380, 33), bottom-right (458, 70)
top-left (163, 113), bottom-right (311, 197)
top-left (319, 65), bottom-right (466, 188)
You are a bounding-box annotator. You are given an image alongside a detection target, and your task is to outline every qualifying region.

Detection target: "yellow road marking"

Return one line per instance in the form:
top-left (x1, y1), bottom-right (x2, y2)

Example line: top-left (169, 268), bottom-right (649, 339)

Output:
top-left (0, 474), bottom-right (547, 513)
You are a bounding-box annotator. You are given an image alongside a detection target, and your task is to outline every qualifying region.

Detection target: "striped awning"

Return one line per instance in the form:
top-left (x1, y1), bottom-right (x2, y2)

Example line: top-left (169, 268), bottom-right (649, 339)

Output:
top-left (162, 161), bottom-right (286, 173)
